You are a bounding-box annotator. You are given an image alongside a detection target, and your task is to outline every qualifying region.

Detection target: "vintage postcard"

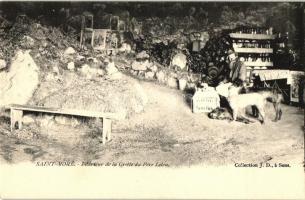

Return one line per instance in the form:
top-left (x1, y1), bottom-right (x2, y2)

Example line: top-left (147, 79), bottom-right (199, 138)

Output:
top-left (0, 1), bottom-right (304, 199)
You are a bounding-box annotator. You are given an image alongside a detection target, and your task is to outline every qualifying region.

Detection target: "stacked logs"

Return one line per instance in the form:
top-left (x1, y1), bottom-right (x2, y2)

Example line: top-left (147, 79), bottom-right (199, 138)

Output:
top-left (188, 32), bottom-right (232, 86)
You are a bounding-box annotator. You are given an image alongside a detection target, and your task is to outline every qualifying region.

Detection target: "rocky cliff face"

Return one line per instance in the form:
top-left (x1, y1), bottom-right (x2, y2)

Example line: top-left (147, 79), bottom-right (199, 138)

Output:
top-left (0, 50), bottom-right (39, 107)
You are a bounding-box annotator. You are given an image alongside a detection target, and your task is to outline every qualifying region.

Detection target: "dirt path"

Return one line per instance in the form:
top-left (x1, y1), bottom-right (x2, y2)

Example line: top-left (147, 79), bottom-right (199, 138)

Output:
top-left (0, 77), bottom-right (304, 167)
top-left (113, 79), bottom-right (304, 166)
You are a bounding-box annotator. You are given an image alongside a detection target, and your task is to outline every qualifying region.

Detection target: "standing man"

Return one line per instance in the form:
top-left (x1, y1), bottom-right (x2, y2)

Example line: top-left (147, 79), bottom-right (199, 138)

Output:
top-left (227, 49), bottom-right (247, 87)
top-left (216, 49), bottom-right (248, 98)
top-left (215, 49), bottom-right (252, 118)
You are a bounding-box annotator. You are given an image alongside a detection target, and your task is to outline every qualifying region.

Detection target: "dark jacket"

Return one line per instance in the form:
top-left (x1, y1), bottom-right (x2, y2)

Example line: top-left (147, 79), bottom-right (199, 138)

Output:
top-left (229, 60), bottom-right (247, 84)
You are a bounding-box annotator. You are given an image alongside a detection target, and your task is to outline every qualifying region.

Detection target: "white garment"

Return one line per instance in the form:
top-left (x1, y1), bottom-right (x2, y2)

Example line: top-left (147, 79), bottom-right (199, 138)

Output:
top-left (216, 82), bottom-right (232, 98)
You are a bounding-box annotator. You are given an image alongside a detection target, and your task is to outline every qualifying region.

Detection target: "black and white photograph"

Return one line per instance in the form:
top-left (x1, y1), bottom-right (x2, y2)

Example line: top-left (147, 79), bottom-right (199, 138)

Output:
top-left (0, 1), bottom-right (304, 199)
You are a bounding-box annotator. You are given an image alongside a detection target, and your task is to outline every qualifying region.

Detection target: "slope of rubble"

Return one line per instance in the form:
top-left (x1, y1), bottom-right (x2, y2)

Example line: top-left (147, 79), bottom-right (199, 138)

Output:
top-left (0, 16), bottom-right (148, 119)
top-left (30, 71), bottom-right (147, 118)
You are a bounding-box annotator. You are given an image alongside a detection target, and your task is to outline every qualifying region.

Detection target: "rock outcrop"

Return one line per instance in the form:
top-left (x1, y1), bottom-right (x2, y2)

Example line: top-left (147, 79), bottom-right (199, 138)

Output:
top-left (0, 50), bottom-right (39, 107)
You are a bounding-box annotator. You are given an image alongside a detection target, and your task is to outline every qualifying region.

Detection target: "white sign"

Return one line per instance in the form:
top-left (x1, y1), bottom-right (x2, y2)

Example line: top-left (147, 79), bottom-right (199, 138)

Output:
top-left (192, 88), bottom-right (220, 113)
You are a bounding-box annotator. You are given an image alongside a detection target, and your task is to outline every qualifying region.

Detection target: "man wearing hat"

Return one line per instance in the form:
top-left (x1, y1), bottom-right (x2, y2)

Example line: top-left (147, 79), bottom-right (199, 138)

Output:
top-left (216, 49), bottom-right (247, 98)
top-left (227, 49), bottom-right (247, 86)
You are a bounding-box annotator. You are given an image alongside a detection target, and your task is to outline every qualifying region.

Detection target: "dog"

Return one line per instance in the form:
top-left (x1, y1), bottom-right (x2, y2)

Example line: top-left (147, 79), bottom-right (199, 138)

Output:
top-left (227, 90), bottom-right (283, 124)
top-left (208, 107), bottom-right (254, 124)
top-left (208, 107), bottom-right (232, 121)
top-left (256, 90), bottom-right (283, 122)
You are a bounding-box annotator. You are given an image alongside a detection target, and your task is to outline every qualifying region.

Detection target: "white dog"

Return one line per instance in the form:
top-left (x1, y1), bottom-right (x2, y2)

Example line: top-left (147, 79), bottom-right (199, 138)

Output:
top-left (228, 90), bottom-right (283, 124)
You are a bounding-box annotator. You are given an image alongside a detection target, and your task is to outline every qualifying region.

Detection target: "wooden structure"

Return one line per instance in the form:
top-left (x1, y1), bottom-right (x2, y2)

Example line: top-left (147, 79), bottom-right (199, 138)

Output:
top-left (80, 14), bottom-right (94, 48)
top-left (252, 69), bottom-right (290, 94)
top-left (110, 15), bottom-right (120, 31)
top-left (229, 28), bottom-right (301, 104)
top-left (79, 14), bottom-right (120, 53)
top-left (7, 104), bottom-right (123, 144)
top-left (191, 32), bottom-right (202, 52)
top-left (287, 71), bottom-right (304, 104)
top-left (230, 29), bottom-right (276, 83)
top-left (93, 29), bottom-right (118, 53)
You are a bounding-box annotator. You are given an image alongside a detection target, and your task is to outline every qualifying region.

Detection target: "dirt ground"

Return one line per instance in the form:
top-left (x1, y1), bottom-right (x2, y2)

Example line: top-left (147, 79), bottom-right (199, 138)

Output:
top-left (0, 76), bottom-right (304, 167)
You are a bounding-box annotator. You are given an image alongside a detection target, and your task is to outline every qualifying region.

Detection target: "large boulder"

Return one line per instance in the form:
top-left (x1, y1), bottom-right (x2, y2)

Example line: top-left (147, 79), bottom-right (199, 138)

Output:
top-left (76, 55), bottom-right (85, 61)
top-left (171, 53), bottom-right (187, 70)
top-left (167, 77), bottom-right (178, 88)
top-left (54, 115), bottom-right (80, 127)
top-left (0, 59), bottom-right (7, 70)
top-left (80, 64), bottom-right (91, 75)
top-left (64, 47), bottom-right (76, 55)
top-left (131, 60), bottom-right (151, 71)
top-left (0, 50), bottom-right (39, 107)
top-left (136, 51), bottom-right (149, 59)
top-left (67, 62), bottom-right (75, 71)
top-left (21, 36), bottom-right (35, 48)
top-left (52, 65), bottom-right (60, 74)
top-left (148, 64), bottom-right (158, 72)
top-left (87, 57), bottom-right (98, 63)
top-left (119, 43), bottom-right (132, 53)
top-left (156, 70), bottom-right (166, 83)
top-left (97, 69), bottom-right (105, 76)
top-left (105, 61), bottom-right (118, 75)
top-left (132, 61), bottom-right (145, 71)
top-left (145, 71), bottom-right (155, 79)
